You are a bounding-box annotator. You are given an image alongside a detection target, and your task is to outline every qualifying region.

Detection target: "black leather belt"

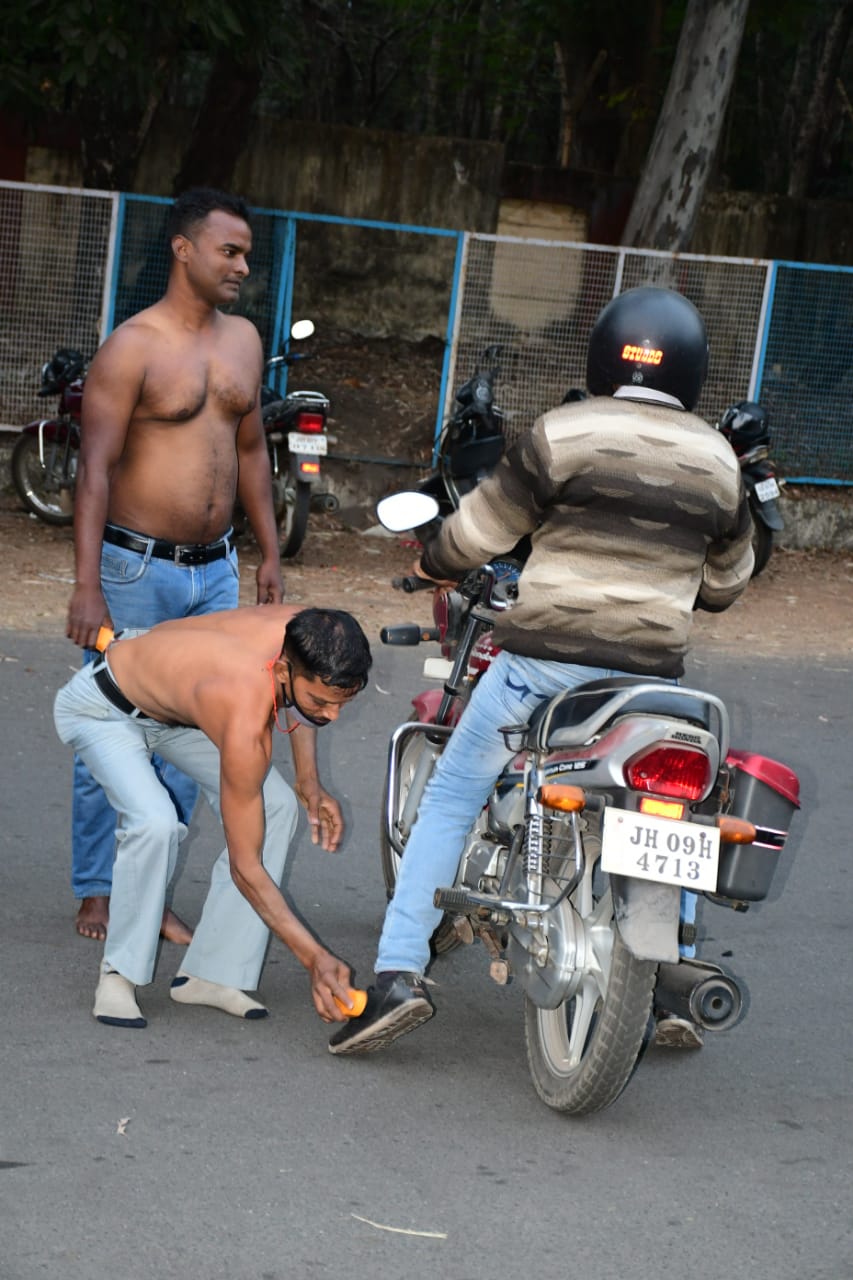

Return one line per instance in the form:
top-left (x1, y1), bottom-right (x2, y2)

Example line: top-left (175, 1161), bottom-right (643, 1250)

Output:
top-left (92, 661), bottom-right (147, 719)
top-left (104, 524), bottom-right (231, 566)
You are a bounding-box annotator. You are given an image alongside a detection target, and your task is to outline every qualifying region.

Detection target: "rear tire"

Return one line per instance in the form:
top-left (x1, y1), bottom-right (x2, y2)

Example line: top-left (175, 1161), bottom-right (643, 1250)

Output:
top-left (11, 431), bottom-right (76, 525)
top-left (524, 900), bottom-right (656, 1115)
top-left (750, 508), bottom-right (773, 577)
top-left (280, 481), bottom-right (311, 558)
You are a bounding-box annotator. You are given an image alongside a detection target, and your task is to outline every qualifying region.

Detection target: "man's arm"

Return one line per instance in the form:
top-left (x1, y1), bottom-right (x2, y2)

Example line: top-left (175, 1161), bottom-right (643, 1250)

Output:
top-left (234, 328), bottom-right (284, 604)
top-left (421, 420), bottom-right (557, 580)
top-left (287, 714), bottom-right (344, 852)
top-left (218, 730), bottom-right (351, 1020)
top-left (695, 480), bottom-right (755, 613)
top-left (66, 333), bottom-right (141, 648)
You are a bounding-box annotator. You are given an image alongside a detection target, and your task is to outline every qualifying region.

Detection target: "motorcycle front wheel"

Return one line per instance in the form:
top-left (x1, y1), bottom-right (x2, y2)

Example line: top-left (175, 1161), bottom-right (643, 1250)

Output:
top-left (279, 480), bottom-right (311, 558)
top-left (11, 432), bottom-right (76, 525)
top-left (524, 894), bottom-right (656, 1115)
top-left (380, 727), bottom-right (460, 957)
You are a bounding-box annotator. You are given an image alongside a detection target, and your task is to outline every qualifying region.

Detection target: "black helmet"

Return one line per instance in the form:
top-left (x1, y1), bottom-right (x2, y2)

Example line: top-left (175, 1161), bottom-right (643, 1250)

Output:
top-left (718, 401), bottom-right (770, 450)
top-left (39, 348), bottom-right (85, 396)
top-left (586, 287), bottom-right (709, 410)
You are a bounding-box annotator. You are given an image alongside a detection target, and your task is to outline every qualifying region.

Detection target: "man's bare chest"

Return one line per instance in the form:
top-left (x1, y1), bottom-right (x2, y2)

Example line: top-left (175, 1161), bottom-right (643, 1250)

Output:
top-left (140, 351), bottom-right (258, 423)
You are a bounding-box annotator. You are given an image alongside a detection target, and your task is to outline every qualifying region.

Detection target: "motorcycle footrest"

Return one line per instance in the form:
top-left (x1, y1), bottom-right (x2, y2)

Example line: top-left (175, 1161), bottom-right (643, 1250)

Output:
top-left (433, 887), bottom-right (534, 922)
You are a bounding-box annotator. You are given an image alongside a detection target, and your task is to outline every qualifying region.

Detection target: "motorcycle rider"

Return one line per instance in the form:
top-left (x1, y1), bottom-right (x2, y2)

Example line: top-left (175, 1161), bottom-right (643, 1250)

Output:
top-left (329, 286), bottom-right (755, 1057)
top-left (65, 187), bottom-right (284, 944)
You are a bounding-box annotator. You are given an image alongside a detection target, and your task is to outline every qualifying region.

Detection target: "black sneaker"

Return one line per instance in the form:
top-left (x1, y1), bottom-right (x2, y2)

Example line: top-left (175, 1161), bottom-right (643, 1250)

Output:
top-left (328, 971), bottom-right (434, 1056)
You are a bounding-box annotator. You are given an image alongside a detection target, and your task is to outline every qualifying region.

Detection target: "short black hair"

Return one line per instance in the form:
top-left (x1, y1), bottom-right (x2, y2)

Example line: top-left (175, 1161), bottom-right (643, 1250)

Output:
top-left (283, 609), bottom-right (372, 692)
top-left (167, 188), bottom-right (252, 244)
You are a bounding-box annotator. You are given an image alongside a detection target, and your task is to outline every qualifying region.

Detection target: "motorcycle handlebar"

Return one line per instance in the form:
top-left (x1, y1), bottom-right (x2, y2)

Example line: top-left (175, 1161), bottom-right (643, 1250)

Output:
top-left (391, 575), bottom-right (436, 593)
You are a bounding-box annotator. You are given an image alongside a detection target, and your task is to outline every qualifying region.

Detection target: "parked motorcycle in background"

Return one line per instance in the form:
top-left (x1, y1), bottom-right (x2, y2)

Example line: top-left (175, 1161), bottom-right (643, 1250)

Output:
top-left (375, 491), bottom-right (801, 1116)
top-left (11, 348), bottom-right (85, 525)
top-left (419, 343), bottom-right (508, 517)
top-left (717, 400), bottom-right (784, 576)
top-left (256, 318), bottom-right (338, 558)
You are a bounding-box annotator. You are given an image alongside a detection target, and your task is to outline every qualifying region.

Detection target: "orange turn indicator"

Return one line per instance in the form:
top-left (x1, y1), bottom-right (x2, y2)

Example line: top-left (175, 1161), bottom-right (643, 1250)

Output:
top-left (95, 626), bottom-right (114, 652)
top-left (334, 988), bottom-right (368, 1019)
top-left (717, 816), bottom-right (757, 844)
top-left (538, 784), bottom-right (586, 813)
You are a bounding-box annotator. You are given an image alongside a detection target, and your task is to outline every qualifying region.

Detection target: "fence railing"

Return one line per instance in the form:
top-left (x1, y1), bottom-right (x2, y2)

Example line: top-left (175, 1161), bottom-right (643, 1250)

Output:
top-left (1, 180), bottom-right (850, 481)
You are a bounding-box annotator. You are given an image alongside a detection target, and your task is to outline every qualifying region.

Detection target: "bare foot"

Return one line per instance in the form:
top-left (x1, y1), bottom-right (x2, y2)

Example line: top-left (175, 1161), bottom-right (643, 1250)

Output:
top-left (160, 908), bottom-right (193, 946)
top-left (75, 899), bottom-right (193, 945)
top-left (75, 895), bottom-right (109, 941)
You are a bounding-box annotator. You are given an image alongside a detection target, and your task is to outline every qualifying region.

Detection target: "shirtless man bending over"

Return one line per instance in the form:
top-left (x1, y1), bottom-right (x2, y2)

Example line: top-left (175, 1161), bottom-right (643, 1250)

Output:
top-left (66, 187), bottom-right (284, 944)
top-left (54, 606), bottom-right (371, 1028)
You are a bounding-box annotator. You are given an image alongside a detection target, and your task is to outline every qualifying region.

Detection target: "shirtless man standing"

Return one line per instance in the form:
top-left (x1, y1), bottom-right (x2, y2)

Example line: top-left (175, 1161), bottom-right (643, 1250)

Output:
top-left (66, 187), bottom-right (284, 943)
top-left (53, 606), bottom-right (371, 1028)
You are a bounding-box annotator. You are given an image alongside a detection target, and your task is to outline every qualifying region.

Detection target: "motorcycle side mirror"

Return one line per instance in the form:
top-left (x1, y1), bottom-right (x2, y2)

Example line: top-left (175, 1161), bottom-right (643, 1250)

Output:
top-left (290, 319), bottom-right (315, 341)
top-left (376, 492), bottom-right (441, 533)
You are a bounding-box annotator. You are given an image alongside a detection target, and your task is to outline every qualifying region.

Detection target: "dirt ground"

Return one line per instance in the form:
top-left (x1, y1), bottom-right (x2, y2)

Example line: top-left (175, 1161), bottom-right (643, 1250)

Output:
top-left (1, 483), bottom-right (851, 662)
top-left (4, 325), bottom-right (850, 659)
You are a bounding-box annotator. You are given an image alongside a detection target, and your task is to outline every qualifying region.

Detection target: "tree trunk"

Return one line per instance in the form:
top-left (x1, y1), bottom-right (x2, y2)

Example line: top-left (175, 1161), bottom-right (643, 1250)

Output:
top-left (621, 0), bottom-right (750, 251)
top-left (172, 49), bottom-right (263, 195)
top-left (787, 2), bottom-right (853, 198)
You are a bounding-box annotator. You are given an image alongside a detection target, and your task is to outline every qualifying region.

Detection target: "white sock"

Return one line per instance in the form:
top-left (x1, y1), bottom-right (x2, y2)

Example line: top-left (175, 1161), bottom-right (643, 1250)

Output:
top-left (170, 971), bottom-right (268, 1020)
top-left (94, 961), bottom-right (146, 1029)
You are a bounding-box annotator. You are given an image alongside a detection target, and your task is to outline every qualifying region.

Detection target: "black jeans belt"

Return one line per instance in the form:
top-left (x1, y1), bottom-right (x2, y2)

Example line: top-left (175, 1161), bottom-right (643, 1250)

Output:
top-left (103, 524), bottom-right (231, 566)
top-left (92, 661), bottom-right (146, 719)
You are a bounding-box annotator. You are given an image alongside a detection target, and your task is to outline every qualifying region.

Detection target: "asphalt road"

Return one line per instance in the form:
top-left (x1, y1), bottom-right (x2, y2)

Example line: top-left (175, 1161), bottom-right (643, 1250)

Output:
top-left (0, 633), bottom-right (850, 1280)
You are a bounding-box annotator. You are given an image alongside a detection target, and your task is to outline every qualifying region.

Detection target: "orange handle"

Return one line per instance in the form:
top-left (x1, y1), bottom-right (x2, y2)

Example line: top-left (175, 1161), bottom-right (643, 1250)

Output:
top-left (333, 988), bottom-right (367, 1018)
top-left (95, 626), bottom-right (115, 652)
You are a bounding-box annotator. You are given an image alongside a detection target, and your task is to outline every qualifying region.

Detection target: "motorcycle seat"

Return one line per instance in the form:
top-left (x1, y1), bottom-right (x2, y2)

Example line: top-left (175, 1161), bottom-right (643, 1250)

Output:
top-left (521, 676), bottom-right (716, 752)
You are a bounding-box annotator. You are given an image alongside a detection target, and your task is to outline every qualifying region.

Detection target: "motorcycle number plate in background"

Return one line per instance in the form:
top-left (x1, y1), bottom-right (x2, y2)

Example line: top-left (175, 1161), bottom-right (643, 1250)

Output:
top-left (601, 808), bottom-right (720, 891)
top-left (288, 432), bottom-right (328, 456)
top-left (754, 476), bottom-right (780, 501)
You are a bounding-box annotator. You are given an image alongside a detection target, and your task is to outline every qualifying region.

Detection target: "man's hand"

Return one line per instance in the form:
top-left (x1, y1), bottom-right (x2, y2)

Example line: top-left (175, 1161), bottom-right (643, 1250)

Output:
top-left (308, 949), bottom-right (357, 1022)
top-left (67, 584), bottom-right (111, 649)
top-left (256, 557), bottom-right (284, 604)
top-left (294, 780), bottom-right (344, 852)
top-left (412, 557), bottom-right (457, 590)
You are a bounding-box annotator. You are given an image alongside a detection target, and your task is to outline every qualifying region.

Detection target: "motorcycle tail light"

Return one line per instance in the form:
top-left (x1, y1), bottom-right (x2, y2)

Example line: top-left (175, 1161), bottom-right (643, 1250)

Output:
top-left (296, 411), bottom-right (325, 433)
top-left (299, 460), bottom-right (320, 476)
top-left (625, 746), bottom-right (711, 801)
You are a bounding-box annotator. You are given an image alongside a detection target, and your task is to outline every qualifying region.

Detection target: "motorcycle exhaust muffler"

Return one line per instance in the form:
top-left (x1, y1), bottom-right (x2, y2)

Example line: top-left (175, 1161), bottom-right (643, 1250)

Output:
top-left (312, 492), bottom-right (340, 512)
top-left (655, 960), bottom-right (744, 1032)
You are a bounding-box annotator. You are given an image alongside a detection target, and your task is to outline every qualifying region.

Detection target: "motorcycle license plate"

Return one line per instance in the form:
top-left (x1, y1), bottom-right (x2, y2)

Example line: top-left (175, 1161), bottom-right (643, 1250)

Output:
top-left (601, 807), bottom-right (720, 892)
top-left (754, 476), bottom-right (780, 502)
top-left (288, 432), bottom-right (328, 456)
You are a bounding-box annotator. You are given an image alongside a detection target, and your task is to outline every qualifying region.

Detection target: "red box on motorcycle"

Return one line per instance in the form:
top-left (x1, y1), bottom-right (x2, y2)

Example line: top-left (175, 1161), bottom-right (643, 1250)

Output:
top-left (716, 750), bottom-right (801, 902)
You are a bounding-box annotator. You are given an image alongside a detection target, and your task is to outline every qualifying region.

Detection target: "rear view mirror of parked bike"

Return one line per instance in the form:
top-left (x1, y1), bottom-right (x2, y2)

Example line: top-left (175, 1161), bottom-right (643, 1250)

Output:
top-left (376, 492), bottom-right (440, 533)
top-left (290, 319), bottom-right (315, 341)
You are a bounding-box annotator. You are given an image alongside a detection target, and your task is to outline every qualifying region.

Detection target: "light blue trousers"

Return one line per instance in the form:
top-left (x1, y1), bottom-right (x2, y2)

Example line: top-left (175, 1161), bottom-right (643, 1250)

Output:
top-left (56, 663), bottom-right (298, 989)
top-left (377, 650), bottom-right (696, 976)
top-left (71, 532), bottom-right (240, 899)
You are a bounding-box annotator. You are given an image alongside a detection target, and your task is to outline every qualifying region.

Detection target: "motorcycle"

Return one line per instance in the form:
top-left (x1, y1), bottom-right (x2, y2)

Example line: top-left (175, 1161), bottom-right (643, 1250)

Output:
top-left (375, 491), bottom-right (801, 1116)
top-left (419, 344), bottom-right (508, 517)
top-left (256, 318), bottom-right (338, 559)
top-left (717, 400), bottom-right (784, 577)
top-left (11, 348), bottom-right (85, 525)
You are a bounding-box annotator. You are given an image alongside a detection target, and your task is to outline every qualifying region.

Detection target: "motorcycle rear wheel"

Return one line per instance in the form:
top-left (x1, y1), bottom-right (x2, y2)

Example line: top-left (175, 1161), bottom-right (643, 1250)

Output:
top-left (11, 432), bottom-right (75, 526)
top-left (524, 898), bottom-right (656, 1115)
top-left (750, 508), bottom-right (773, 577)
top-left (280, 480), bottom-right (311, 558)
top-left (380, 727), bottom-right (460, 957)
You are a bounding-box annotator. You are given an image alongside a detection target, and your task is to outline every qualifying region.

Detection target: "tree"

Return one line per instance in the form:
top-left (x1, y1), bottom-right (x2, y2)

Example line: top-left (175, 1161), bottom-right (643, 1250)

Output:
top-left (787, 1), bottom-right (853, 197)
top-left (621, 0), bottom-right (751, 250)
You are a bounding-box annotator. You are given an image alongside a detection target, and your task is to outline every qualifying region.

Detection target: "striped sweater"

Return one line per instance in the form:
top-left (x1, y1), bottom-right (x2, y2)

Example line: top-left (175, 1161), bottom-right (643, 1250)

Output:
top-left (420, 394), bottom-right (754, 677)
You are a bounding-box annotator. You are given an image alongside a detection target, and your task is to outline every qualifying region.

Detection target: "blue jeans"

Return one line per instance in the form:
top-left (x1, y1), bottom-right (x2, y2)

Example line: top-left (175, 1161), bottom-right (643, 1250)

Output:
top-left (70, 532), bottom-right (240, 899)
top-left (56, 663), bottom-right (297, 987)
top-left (377, 650), bottom-right (696, 975)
